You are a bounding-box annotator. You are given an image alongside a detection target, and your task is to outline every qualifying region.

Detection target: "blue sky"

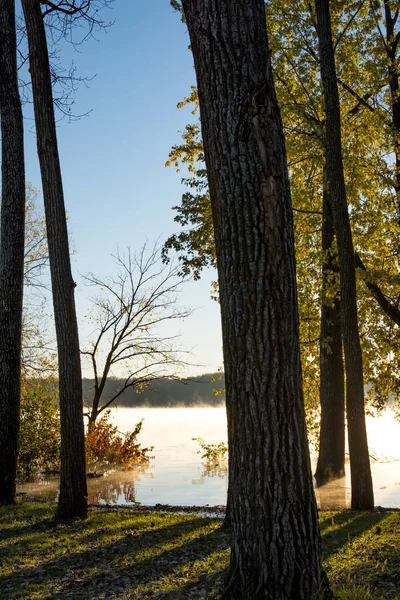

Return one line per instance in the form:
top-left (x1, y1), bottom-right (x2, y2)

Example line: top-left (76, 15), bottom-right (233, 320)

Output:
top-left (21, 1), bottom-right (223, 378)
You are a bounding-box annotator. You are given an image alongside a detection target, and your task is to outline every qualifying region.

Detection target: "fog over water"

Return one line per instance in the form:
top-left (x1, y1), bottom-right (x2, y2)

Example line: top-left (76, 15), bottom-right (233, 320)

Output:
top-left (18, 407), bottom-right (400, 509)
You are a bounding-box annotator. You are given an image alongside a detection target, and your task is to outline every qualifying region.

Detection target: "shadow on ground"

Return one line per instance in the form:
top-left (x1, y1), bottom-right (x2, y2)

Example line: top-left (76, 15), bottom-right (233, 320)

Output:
top-left (1, 504), bottom-right (400, 599)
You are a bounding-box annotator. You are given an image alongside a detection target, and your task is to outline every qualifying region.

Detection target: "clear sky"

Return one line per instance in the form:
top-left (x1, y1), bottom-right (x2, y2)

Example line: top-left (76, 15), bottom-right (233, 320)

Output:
top-left (21, 1), bottom-right (223, 378)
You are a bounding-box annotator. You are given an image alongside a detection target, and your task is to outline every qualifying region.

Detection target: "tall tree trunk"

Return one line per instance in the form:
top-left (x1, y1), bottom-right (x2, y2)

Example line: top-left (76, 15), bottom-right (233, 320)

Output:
top-left (315, 175), bottom-right (345, 485)
top-left (315, 0), bottom-right (374, 509)
top-left (384, 1), bottom-right (400, 221)
top-left (181, 1), bottom-right (330, 598)
top-left (22, 0), bottom-right (87, 520)
top-left (0, 0), bottom-right (26, 505)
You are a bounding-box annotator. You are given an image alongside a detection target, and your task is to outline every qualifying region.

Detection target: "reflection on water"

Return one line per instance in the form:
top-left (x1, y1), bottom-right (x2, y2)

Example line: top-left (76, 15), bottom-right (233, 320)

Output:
top-left (88, 472), bottom-right (147, 505)
top-left (18, 466), bottom-right (152, 506)
top-left (17, 407), bottom-right (400, 509)
top-left (314, 476), bottom-right (348, 509)
top-left (192, 462), bottom-right (228, 486)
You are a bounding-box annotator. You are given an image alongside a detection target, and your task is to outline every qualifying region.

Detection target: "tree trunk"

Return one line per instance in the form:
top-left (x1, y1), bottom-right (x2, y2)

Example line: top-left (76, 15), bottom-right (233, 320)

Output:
top-left (222, 397), bottom-right (231, 530)
top-left (22, 0), bottom-right (87, 520)
top-left (0, 0), bottom-right (26, 505)
top-left (315, 0), bottom-right (374, 509)
top-left (88, 393), bottom-right (100, 425)
top-left (384, 1), bottom-right (400, 220)
top-left (181, 1), bottom-right (329, 598)
top-left (315, 176), bottom-right (345, 485)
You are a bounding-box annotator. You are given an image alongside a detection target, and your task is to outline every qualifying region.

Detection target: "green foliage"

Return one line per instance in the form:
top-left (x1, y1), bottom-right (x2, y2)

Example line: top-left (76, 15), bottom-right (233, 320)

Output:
top-left (170, 0), bottom-right (184, 19)
top-left (164, 0), bottom-right (400, 415)
top-left (18, 382), bottom-right (155, 478)
top-left (24, 184), bottom-right (48, 288)
top-left (192, 437), bottom-right (228, 483)
top-left (85, 410), bottom-right (153, 473)
top-left (163, 95), bottom-right (215, 280)
top-left (18, 379), bottom-right (60, 478)
top-left (211, 367), bottom-right (225, 397)
top-left (267, 0), bottom-right (400, 409)
top-left (22, 186), bottom-right (56, 376)
top-left (192, 437), bottom-right (228, 465)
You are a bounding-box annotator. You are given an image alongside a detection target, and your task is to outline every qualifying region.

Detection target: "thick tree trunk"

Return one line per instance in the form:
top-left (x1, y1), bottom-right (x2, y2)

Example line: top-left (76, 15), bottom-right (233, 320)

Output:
top-left (22, 0), bottom-right (87, 520)
top-left (315, 179), bottom-right (345, 485)
top-left (182, 1), bottom-right (329, 598)
top-left (0, 0), bottom-right (26, 505)
top-left (315, 0), bottom-right (374, 509)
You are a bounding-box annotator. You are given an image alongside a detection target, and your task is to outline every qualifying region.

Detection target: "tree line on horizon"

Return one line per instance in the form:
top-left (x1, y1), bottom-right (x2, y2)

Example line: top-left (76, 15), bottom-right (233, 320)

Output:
top-left (1, 0), bottom-right (400, 598)
top-left (82, 373), bottom-right (226, 410)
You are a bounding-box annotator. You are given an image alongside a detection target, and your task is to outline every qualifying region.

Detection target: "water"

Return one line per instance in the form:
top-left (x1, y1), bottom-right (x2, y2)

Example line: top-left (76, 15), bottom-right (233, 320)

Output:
top-left (17, 407), bottom-right (400, 509)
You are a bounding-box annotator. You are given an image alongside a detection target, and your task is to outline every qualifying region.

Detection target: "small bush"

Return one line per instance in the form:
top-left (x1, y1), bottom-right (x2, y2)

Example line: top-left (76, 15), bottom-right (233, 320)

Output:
top-left (193, 437), bottom-right (228, 465)
top-left (192, 437), bottom-right (228, 484)
top-left (18, 379), bottom-right (60, 478)
top-left (86, 410), bottom-right (153, 473)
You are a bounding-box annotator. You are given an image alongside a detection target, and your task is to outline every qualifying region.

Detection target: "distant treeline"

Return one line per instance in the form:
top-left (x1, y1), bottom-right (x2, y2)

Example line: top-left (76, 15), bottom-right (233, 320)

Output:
top-left (82, 373), bottom-right (226, 408)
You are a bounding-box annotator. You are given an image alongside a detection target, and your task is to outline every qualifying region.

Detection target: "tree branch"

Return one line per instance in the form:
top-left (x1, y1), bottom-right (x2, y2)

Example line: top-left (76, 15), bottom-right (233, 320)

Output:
top-left (355, 252), bottom-right (400, 326)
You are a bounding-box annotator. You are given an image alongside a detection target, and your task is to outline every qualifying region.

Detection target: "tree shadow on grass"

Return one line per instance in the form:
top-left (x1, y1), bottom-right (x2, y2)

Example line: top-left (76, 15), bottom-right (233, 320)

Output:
top-left (320, 510), bottom-right (390, 560)
top-left (52, 526), bottom-right (229, 599)
top-left (0, 503), bottom-right (54, 539)
top-left (154, 566), bottom-right (227, 599)
top-left (2, 514), bottom-right (228, 599)
top-left (319, 510), bottom-right (359, 534)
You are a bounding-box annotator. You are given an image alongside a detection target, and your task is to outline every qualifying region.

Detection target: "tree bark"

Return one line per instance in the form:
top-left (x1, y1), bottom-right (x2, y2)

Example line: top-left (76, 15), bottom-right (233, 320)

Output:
top-left (22, 0), bottom-right (87, 520)
top-left (88, 390), bottom-right (100, 425)
top-left (0, 0), bottom-right (26, 505)
top-left (315, 177), bottom-right (345, 485)
top-left (181, 1), bottom-right (329, 598)
top-left (315, 0), bottom-right (374, 509)
top-left (384, 1), bottom-right (400, 220)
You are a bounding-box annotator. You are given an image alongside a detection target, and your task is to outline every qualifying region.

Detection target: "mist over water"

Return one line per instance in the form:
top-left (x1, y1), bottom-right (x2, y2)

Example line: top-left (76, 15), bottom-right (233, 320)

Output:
top-left (17, 406), bottom-right (400, 509)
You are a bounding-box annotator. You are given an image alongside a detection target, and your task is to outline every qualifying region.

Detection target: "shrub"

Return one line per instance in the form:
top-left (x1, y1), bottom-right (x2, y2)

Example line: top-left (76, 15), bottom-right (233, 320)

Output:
top-left (18, 379), bottom-right (60, 478)
top-left (192, 437), bottom-right (228, 465)
top-left (192, 437), bottom-right (228, 484)
top-left (18, 384), bottom-right (153, 477)
top-left (86, 410), bottom-right (153, 473)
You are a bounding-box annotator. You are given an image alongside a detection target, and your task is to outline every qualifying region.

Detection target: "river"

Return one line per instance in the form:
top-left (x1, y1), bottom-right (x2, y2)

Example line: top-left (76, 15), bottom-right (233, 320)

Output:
top-left (17, 406), bottom-right (400, 509)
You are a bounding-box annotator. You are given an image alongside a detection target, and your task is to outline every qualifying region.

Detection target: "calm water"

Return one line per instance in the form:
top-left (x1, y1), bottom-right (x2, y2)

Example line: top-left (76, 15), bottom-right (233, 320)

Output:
top-left (17, 407), bottom-right (400, 509)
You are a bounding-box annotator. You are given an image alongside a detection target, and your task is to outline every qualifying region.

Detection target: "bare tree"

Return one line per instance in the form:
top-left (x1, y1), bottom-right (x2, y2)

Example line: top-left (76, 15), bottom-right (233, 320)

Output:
top-left (16, 1), bottom-right (114, 119)
top-left (0, 0), bottom-right (26, 505)
top-left (82, 245), bottom-right (191, 425)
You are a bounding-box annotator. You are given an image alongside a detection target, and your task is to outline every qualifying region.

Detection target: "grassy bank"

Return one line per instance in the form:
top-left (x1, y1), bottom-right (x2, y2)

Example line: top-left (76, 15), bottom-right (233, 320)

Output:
top-left (0, 503), bottom-right (399, 599)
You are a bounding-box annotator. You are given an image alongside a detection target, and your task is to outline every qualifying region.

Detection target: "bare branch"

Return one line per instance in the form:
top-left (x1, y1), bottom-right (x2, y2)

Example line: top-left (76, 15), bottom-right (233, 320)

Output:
top-left (82, 244), bottom-right (193, 422)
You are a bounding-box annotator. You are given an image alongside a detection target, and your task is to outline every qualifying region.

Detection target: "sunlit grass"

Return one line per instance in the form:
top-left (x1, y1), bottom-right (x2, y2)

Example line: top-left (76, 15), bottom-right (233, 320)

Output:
top-left (0, 503), bottom-right (399, 598)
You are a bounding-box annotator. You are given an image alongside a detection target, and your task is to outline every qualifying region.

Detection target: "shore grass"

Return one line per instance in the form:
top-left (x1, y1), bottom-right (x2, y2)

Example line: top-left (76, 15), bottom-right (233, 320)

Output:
top-left (0, 503), bottom-right (399, 599)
